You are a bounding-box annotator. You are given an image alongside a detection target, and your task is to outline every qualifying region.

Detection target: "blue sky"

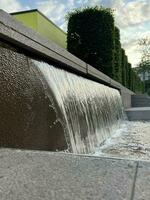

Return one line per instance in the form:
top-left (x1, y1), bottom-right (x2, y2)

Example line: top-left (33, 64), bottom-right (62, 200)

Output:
top-left (0, 0), bottom-right (149, 67)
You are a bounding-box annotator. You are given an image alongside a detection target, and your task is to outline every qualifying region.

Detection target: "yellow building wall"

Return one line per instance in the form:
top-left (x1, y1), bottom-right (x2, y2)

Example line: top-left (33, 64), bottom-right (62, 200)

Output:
top-left (37, 12), bottom-right (66, 48)
top-left (12, 10), bottom-right (66, 49)
top-left (12, 12), bottom-right (38, 32)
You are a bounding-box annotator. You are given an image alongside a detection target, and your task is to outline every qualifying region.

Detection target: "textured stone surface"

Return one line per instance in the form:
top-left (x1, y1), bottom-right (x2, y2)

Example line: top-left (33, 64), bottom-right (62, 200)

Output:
top-left (2, 149), bottom-right (150, 200)
top-left (121, 91), bottom-right (132, 109)
top-left (110, 79), bottom-right (123, 90)
top-left (0, 41), bottom-right (67, 151)
top-left (0, 149), bottom-right (137, 200)
top-left (133, 161), bottom-right (150, 200)
top-left (87, 64), bottom-right (111, 84)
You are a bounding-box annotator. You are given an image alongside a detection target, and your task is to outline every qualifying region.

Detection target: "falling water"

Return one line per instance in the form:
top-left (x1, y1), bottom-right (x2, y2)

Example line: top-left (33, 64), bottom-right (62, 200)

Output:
top-left (34, 60), bottom-right (124, 154)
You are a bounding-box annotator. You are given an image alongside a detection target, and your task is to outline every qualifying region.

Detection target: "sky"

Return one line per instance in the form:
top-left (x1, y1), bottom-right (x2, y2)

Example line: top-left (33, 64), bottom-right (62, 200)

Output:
top-left (0, 0), bottom-right (149, 67)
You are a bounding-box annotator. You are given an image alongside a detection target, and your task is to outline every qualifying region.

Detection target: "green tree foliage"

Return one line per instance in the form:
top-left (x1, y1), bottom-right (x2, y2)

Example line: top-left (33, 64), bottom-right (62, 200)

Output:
top-left (134, 37), bottom-right (150, 94)
top-left (114, 27), bottom-right (122, 83)
top-left (147, 88), bottom-right (150, 96)
top-left (139, 37), bottom-right (150, 60)
top-left (131, 69), bottom-right (144, 93)
top-left (124, 55), bottom-right (128, 88)
top-left (128, 63), bottom-right (132, 89)
top-left (145, 80), bottom-right (150, 93)
top-left (67, 6), bottom-right (115, 78)
top-left (121, 49), bottom-right (126, 86)
top-left (137, 37), bottom-right (150, 81)
top-left (67, 6), bottom-right (143, 93)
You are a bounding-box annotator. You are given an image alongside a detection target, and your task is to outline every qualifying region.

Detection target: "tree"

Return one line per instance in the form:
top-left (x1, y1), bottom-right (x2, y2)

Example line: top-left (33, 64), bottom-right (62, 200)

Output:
top-left (66, 6), bottom-right (144, 93)
top-left (137, 37), bottom-right (150, 81)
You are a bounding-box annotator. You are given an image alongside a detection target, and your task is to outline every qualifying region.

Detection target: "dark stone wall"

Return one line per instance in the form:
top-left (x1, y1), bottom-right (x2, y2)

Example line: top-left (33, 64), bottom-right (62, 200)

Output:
top-left (0, 40), bottom-right (68, 151)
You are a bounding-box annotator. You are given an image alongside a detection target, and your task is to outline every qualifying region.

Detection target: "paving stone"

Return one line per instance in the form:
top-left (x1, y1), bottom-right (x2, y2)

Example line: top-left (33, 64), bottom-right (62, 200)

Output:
top-left (133, 161), bottom-right (150, 200)
top-left (0, 149), bottom-right (137, 200)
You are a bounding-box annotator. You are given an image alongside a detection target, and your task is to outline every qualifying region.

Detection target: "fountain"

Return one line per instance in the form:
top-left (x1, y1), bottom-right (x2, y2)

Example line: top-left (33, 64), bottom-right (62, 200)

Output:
top-left (0, 40), bottom-right (124, 153)
top-left (0, 10), bottom-right (128, 154)
top-left (34, 60), bottom-right (124, 153)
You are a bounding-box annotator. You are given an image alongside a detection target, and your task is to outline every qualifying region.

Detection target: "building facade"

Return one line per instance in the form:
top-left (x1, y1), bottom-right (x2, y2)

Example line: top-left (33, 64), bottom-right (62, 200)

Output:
top-left (11, 9), bottom-right (67, 49)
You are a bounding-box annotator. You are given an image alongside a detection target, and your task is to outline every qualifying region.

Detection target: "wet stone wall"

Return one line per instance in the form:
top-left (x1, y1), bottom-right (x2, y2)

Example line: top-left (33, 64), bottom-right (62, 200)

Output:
top-left (0, 40), bottom-right (67, 151)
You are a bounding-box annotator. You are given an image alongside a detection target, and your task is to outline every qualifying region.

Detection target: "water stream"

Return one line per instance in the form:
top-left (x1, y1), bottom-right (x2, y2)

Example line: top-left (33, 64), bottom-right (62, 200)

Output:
top-left (34, 60), bottom-right (124, 154)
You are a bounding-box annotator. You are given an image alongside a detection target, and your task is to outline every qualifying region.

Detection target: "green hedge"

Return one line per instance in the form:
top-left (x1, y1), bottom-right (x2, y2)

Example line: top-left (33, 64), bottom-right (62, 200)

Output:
top-left (145, 80), bottom-right (150, 95)
top-left (67, 6), bottom-right (143, 93)
top-left (128, 63), bottom-right (132, 89)
top-left (114, 27), bottom-right (122, 83)
top-left (121, 49), bottom-right (126, 86)
top-left (67, 7), bottom-right (115, 78)
top-left (130, 70), bottom-right (144, 93)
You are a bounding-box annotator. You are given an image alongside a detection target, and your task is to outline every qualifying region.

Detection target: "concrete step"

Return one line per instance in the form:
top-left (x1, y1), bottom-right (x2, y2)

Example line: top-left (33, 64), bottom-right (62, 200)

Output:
top-left (126, 107), bottom-right (150, 121)
top-left (132, 94), bottom-right (149, 98)
top-left (132, 95), bottom-right (150, 107)
top-left (132, 104), bottom-right (150, 107)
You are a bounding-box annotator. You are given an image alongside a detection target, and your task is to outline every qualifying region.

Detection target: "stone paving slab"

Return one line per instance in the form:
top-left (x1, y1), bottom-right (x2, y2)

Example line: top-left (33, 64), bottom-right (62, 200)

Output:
top-left (133, 161), bottom-right (150, 200)
top-left (0, 149), bottom-right (138, 200)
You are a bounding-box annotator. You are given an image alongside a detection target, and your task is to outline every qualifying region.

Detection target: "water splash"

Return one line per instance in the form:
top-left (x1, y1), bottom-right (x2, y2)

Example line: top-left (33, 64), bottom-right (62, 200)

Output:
top-left (34, 60), bottom-right (124, 154)
top-left (91, 121), bottom-right (150, 161)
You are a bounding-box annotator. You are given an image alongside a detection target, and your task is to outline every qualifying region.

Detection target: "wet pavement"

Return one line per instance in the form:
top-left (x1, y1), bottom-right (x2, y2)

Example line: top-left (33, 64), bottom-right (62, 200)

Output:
top-left (0, 148), bottom-right (149, 200)
top-left (92, 121), bottom-right (150, 161)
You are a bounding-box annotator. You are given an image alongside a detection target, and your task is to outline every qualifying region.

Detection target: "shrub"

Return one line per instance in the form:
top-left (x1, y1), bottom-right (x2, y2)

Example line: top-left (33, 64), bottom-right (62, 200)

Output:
top-left (128, 63), bottom-right (132, 89)
top-left (67, 6), bottom-right (115, 78)
top-left (147, 88), bottom-right (150, 96)
top-left (67, 6), bottom-right (144, 93)
top-left (114, 27), bottom-right (122, 83)
top-left (121, 49), bottom-right (126, 86)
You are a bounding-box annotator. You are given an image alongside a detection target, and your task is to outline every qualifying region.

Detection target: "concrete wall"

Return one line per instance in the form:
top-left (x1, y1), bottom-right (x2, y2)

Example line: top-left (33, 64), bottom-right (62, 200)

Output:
top-left (121, 91), bottom-right (132, 109)
top-left (0, 40), bottom-right (68, 151)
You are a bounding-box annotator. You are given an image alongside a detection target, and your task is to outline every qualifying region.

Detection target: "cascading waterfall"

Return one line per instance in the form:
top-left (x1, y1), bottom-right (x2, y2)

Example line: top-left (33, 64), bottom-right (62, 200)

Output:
top-left (34, 60), bottom-right (124, 154)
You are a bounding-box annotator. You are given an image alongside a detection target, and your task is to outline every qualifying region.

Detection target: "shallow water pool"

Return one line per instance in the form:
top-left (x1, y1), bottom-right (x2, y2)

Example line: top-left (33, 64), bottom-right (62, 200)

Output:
top-left (92, 121), bottom-right (150, 161)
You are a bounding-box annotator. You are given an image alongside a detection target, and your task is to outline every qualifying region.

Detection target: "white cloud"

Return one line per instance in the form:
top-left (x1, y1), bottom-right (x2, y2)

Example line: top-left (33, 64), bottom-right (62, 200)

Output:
top-left (0, 0), bottom-right (24, 13)
top-left (86, 0), bottom-right (101, 7)
top-left (37, 0), bottom-right (74, 31)
top-left (121, 28), bottom-right (150, 67)
top-left (87, 0), bottom-right (150, 67)
top-left (122, 39), bottom-right (142, 67)
top-left (38, 1), bottom-right (65, 23)
top-left (115, 0), bottom-right (150, 28)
